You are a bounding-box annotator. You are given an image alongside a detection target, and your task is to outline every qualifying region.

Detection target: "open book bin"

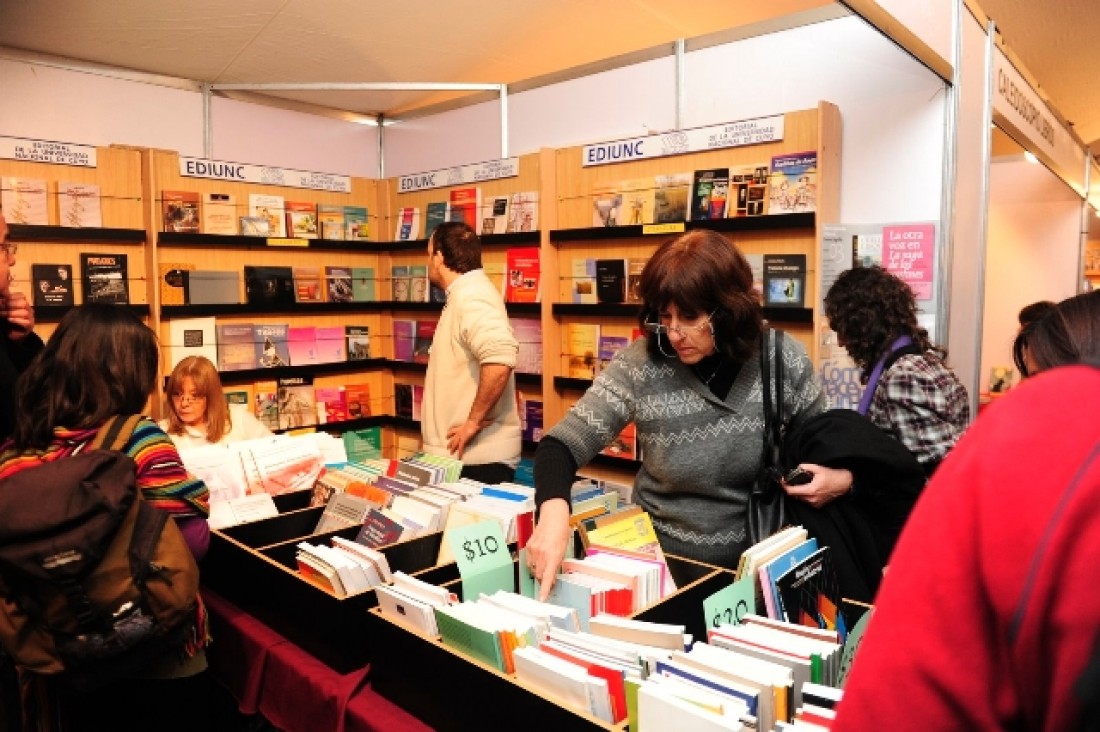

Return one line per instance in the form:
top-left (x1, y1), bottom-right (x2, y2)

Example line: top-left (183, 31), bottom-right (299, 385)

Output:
top-left (203, 505), bottom-right (461, 673)
top-left (367, 554), bottom-right (732, 731)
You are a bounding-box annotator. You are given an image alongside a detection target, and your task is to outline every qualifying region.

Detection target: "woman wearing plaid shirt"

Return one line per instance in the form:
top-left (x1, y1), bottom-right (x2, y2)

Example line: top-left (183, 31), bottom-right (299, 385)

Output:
top-left (824, 266), bottom-right (970, 476)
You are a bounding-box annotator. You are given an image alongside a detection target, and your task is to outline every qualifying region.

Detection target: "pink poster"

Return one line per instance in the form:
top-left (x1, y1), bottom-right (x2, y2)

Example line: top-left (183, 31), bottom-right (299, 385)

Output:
top-left (883, 223), bottom-right (936, 300)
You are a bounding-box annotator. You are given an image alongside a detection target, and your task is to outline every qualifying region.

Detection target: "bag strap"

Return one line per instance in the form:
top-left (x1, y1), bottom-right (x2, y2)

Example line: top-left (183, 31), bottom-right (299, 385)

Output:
top-left (759, 328), bottom-right (786, 471)
top-left (87, 414), bottom-right (143, 453)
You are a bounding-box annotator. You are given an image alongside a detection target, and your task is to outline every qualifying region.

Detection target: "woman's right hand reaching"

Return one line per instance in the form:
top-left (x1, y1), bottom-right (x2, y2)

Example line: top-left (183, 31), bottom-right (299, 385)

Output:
top-left (525, 498), bottom-right (572, 601)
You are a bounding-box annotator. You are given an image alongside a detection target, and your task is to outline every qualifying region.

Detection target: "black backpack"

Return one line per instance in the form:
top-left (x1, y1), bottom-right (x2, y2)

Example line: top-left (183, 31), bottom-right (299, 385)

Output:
top-left (0, 415), bottom-right (200, 692)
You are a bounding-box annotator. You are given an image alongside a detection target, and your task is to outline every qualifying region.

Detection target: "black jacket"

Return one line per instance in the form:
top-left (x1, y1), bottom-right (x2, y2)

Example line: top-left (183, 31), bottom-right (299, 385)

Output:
top-left (782, 409), bottom-right (926, 603)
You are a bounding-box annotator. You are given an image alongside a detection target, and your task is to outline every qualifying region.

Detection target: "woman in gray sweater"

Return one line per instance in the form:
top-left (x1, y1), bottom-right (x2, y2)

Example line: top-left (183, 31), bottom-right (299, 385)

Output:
top-left (527, 230), bottom-right (854, 598)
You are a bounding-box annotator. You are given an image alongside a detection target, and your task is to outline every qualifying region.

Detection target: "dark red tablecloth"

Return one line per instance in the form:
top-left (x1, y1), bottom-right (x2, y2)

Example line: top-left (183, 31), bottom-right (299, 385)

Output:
top-left (203, 588), bottom-right (432, 732)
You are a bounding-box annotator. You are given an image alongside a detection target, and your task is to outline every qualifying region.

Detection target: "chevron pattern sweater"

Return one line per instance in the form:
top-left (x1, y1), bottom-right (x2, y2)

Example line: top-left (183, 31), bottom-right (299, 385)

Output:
top-left (547, 335), bottom-right (825, 568)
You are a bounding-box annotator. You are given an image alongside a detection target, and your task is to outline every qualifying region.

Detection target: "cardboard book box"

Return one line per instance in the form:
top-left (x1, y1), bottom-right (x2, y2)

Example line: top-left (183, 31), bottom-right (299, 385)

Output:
top-left (367, 554), bottom-right (730, 732)
top-left (204, 500), bottom-right (461, 673)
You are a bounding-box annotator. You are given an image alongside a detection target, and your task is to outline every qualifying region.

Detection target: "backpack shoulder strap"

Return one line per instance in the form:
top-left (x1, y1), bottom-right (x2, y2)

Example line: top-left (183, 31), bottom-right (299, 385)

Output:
top-left (87, 415), bottom-right (144, 453)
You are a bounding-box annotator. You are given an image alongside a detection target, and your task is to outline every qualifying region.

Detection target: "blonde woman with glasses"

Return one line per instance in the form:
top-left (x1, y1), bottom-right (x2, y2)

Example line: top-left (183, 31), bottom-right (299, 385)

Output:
top-left (527, 230), bottom-right (852, 598)
top-left (161, 356), bottom-right (271, 448)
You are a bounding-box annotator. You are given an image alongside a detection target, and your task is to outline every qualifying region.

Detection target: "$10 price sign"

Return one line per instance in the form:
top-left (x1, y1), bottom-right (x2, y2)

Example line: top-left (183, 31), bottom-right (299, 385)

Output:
top-left (446, 519), bottom-right (514, 600)
top-left (702, 574), bottom-right (756, 631)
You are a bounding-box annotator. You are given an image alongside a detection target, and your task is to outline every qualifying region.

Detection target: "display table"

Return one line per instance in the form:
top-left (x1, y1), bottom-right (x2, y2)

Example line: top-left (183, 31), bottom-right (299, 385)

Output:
top-left (203, 587), bottom-right (432, 732)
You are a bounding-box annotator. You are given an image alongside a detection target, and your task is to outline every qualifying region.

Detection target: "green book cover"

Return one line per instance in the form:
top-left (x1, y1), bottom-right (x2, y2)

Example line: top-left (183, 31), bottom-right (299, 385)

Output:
top-left (351, 267), bottom-right (376, 302)
top-left (433, 607), bottom-right (506, 672)
top-left (343, 427), bottom-right (382, 462)
top-left (425, 201), bottom-right (449, 239)
top-left (344, 205), bottom-right (369, 240)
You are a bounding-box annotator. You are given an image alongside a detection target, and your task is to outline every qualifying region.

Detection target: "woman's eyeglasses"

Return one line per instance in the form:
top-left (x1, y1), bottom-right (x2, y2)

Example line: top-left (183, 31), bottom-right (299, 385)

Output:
top-left (644, 310), bottom-right (716, 337)
top-left (171, 393), bottom-right (207, 405)
top-left (0, 242), bottom-right (17, 257)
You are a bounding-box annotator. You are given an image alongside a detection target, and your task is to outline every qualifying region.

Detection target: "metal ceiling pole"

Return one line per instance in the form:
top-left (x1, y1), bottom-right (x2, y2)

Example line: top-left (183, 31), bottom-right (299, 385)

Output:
top-left (202, 83), bottom-right (212, 157)
top-left (966, 18), bottom-right (997, 417)
top-left (377, 114), bottom-right (385, 179)
top-left (499, 84), bottom-right (509, 159)
top-left (675, 39), bottom-right (685, 130)
top-left (935, 0), bottom-right (962, 346)
top-left (1079, 154), bottom-right (1092, 292)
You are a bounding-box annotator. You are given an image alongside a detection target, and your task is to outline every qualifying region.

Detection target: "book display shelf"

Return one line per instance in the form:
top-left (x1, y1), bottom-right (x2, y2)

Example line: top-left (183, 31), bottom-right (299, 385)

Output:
top-left (367, 554), bottom-right (731, 732)
top-left (1, 146), bottom-right (150, 339)
top-left (540, 102), bottom-right (841, 483)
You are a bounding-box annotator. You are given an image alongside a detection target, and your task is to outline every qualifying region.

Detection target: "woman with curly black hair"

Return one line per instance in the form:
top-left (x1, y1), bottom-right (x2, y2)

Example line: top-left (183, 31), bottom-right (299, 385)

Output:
top-left (824, 266), bottom-right (969, 475)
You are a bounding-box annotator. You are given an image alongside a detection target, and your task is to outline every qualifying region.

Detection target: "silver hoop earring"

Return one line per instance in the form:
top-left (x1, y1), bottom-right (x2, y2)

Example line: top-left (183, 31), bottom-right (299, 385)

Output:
top-left (656, 332), bottom-right (676, 358)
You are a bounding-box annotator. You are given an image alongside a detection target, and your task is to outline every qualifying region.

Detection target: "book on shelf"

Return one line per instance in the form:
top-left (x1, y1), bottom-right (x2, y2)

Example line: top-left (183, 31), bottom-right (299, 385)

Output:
top-left (292, 266), bottom-right (324, 303)
top-left (346, 325), bottom-right (371, 361)
top-left (852, 232), bottom-right (883, 268)
top-left (324, 266), bottom-right (354, 303)
top-left (392, 319), bottom-right (416, 362)
top-left (481, 195), bottom-right (510, 235)
top-left (315, 386), bottom-right (349, 424)
top-left (504, 247), bottom-right (540, 303)
top-left (315, 325), bottom-right (346, 363)
top-left (284, 200), bottom-right (318, 239)
top-left (729, 164), bottom-right (769, 217)
top-left (79, 253), bottom-right (129, 304)
top-left (510, 317), bottom-right (543, 375)
top-left (244, 265), bottom-right (295, 306)
top-left (203, 192), bottom-right (237, 235)
top-left (652, 173), bottom-right (691, 223)
top-left (448, 186), bottom-right (481, 232)
top-left (317, 204), bottom-right (345, 240)
top-left (625, 258), bottom-right (646, 304)
top-left (351, 267), bottom-right (376, 302)
top-left (253, 323), bottom-right (290, 368)
top-left (390, 265), bottom-right (410, 302)
top-left (745, 253), bottom-right (764, 302)
top-left (254, 381), bottom-right (280, 431)
top-left (239, 216), bottom-right (271, 236)
top-left (287, 325), bottom-right (319, 367)
top-left (162, 190), bottom-right (201, 233)
top-left (763, 254), bottom-right (807, 308)
top-left (248, 193), bottom-right (286, 237)
top-left (522, 399), bottom-right (544, 442)
top-left (408, 264), bottom-right (429, 303)
top-left (216, 322), bottom-right (257, 372)
top-left (565, 323), bottom-right (600, 379)
top-left (595, 259), bottom-right (628, 304)
top-left (506, 191), bottom-right (538, 232)
top-left (167, 316), bottom-right (217, 370)
top-left (758, 538), bottom-right (819, 621)
top-left (617, 177), bottom-right (653, 226)
top-left (591, 184), bottom-right (623, 227)
top-left (423, 201), bottom-right (450, 240)
top-left (1, 176), bottom-right (47, 224)
top-left (394, 383), bottom-right (414, 420)
top-left (344, 205), bottom-right (369, 240)
top-left (188, 270), bottom-right (238, 305)
top-left (31, 264), bottom-right (74, 307)
top-left (1, 177), bottom-right (48, 225)
top-left (413, 320), bottom-right (436, 364)
top-left (394, 206), bottom-right (422, 241)
top-left (166, 249), bottom-right (210, 293)
top-left (690, 168), bottom-right (730, 221)
top-left (597, 334), bottom-right (630, 373)
top-left (277, 376), bottom-right (317, 430)
top-left (768, 151), bottom-right (817, 215)
top-left (58, 182), bottom-right (102, 228)
top-left (571, 257), bottom-right (597, 304)
top-left (345, 383), bottom-right (372, 419)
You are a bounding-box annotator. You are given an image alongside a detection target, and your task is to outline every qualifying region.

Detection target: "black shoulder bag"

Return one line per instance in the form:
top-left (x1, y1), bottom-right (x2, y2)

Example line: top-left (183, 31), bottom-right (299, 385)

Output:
top-left (747, 327), bottom-right (791, 545)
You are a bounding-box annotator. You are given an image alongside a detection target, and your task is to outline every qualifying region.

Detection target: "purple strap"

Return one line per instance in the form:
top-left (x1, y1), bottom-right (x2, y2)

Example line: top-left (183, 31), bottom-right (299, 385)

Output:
top-left (857, 335), bottom-right (913, 416)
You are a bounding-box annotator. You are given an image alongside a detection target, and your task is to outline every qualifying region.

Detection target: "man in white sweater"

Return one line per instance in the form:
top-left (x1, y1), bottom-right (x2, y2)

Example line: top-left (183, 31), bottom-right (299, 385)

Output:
top-left (422, 222), bottom-right (521, 483)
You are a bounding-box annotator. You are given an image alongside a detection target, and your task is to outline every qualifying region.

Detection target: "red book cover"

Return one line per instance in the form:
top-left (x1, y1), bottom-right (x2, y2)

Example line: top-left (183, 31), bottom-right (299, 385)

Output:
top-left (504, 246), bottom-right (541, 303)
top-left (448, 186), bottom-right (481, 231)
